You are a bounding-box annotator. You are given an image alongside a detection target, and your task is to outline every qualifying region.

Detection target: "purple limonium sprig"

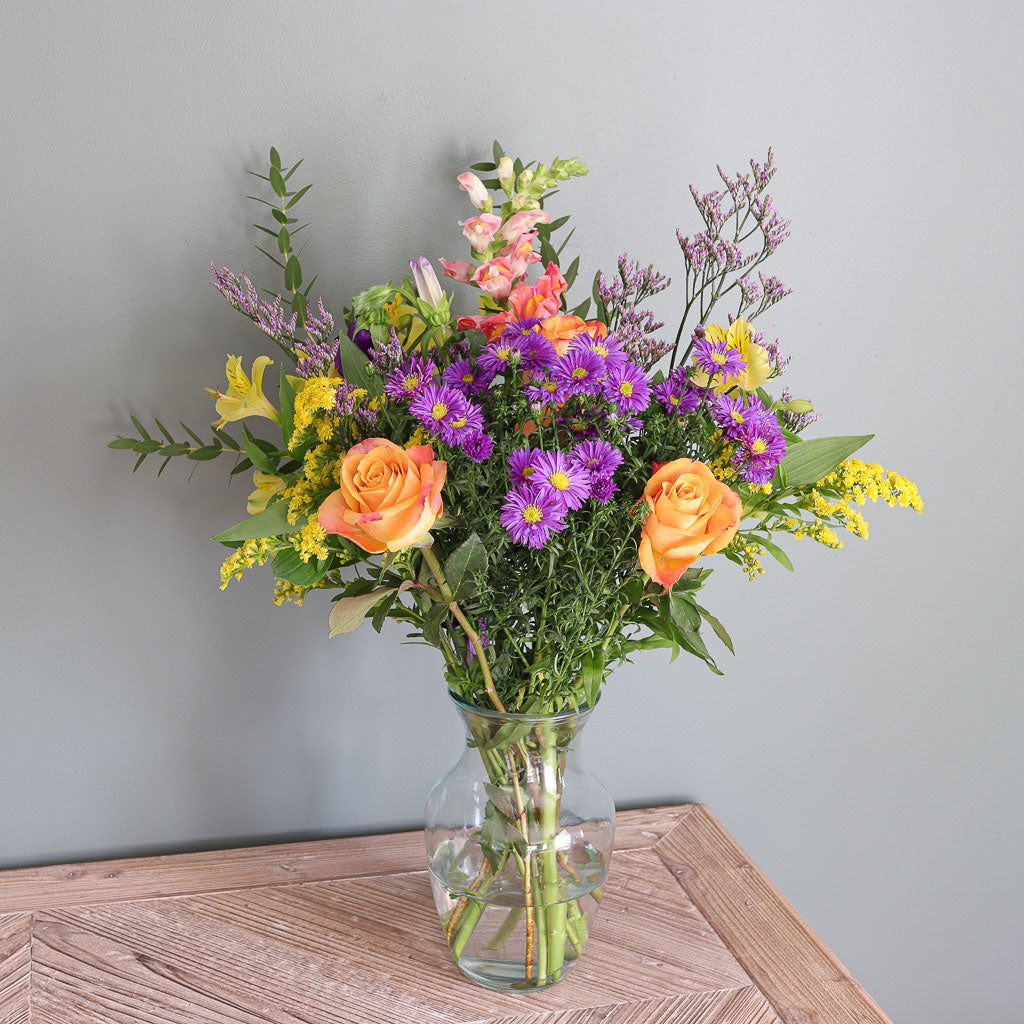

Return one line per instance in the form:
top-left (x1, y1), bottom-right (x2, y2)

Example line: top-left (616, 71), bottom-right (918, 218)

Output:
top-left (296, 338), bottom-right (340, 379)
top-left (533, 449), bottom-right (591, 511)
top-left (460, 431), bottom-right (495, 462)
top-left (570, 439), bottom-right (623, 480)
top-left (370, 327), bottom-right (404, 370)
top-left (507, 447), bottom-right (545, 487)
top-left (500, 485), bottom-right (567, 549)
top-left (732, 411), bottom-right (787, 485)
top-left (477, 335), bottom-right (530, 376)
top-left (602, 362), bottom-right (651, 414)
top-left (211, 264), bottom-right (298, 343)
top-left (692, 337), bottom-right (746, 382)
top-left (442, 358), bottom-right (494, 395)
top-left (384, 355), bottom-right (437, 400)
top-left (408, 382), bottom-right (469, 435)
top-left (553, 348), bottom-right (605, 397)
top-left (778, 386), bottom-right (821, 433)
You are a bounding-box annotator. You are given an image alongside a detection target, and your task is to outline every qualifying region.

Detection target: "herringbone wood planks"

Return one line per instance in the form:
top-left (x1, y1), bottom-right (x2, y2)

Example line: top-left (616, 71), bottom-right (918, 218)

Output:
top-left (0, 806), bottom-right (891, 1024)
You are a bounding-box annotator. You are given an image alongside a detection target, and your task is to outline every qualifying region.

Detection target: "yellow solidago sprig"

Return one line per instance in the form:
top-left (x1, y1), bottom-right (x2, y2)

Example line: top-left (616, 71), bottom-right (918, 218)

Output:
top-left (289, 375), bottom-right (345, 450)
top-left (220, 538), bottom-right (274, 589)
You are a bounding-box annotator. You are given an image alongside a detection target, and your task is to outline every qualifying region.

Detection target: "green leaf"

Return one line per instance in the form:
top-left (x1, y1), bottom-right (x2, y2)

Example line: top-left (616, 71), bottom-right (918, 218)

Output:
top-left (483, 782), bottom-right (515, 818)
top-left (580, 647), bottom-right (605, 708)
top-left (154, 418), bottom-right (175, 444)
top-left (269, 165), bottom-right (287, 197)
top-left (285, 183), bottom-right (312, 210)
top-left (563, 255), bottom-right (580, 291)
top-left (179, 421), bottom-right (205, 446)
top-left (129, 415), bottom-right (151, 440)
top-left (211, 500), bottom-right (291, 543)
top-left (271, 207), bottom-right (288, 225)
top-left (282, 158), bottom-right (304, 182)
top-left (328, 586), bottom-right (397, 638)
top-left (107, 437), bottom-right (138, 449)
top-left (469, 161), bottom-right (495, 171)
top-left (696, 605), bottom-right (734, 654)
top-left (132, 452), bottom-right (148, 472)
top-left (492, 140), bottom-right (504, 164)
top-left (277, 227), bottom-right (291, 254)
top-left (774, 434), bottom-right (874, 490)
top-left (269, 146), bottom-right (281, 169)
top-left (421, 601), bottom-right (450, 647)
top-left (271, 547), bottom-right (330, 587)
top-left (279, 365), bottom-right (295, 446)
top-left (157, 456), bottom-right (172, 477)
top-left (444, 533), bottom-right (488, 601)
top-left (338, 333), bottom-right (373, 394)
top-left (134, 439), bottom-right (163, 454)
top-left (159, 442), bottom-right (190, 457)
top-left (668, 592), bottom-right (701, 633)
top-left (757, 534), bottom-right (794, 572)
top-left (241, 429), bottom-right (275, 474)
top-left (255, 245), bottom-right (285, 269)
top-left (284, 255), bottom-right (302, 292)
top-left (212, 426), bottom-right (240, 450)
top-left (569, 298), bottom-right (591, 319)
top-left (187, 445), bottom-right (221, 461)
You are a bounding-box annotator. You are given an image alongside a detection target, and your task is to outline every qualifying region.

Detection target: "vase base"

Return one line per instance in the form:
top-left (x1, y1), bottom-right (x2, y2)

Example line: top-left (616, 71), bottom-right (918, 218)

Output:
top-left (456, 954), bottom-right (577, 992)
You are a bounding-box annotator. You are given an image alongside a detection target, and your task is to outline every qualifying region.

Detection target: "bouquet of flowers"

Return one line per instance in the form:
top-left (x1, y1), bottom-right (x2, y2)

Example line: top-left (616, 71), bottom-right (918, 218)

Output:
top-left (110, 143), bottom-right (921, 990)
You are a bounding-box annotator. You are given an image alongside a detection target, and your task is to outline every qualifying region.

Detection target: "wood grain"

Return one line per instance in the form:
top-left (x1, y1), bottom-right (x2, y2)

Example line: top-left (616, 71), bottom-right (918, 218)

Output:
top-left (0, 805), bottom-right (688, 914)
top-left (0, 915), bottom-right (31, 1024)
top-left (0, 805), bottom-right (891, 1023)
top-left (655, 805), bottom-right (893, 1024)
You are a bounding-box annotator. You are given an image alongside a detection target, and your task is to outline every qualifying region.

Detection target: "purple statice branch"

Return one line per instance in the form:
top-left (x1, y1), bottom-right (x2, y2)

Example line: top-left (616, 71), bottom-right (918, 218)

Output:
top-left (294, 297), bottom-right (341, 378)
top-left (210, 264), bottom-right (298, 353)
top-left (596, 254), bottom-right (671, 368)
top-left (778, 386), bottom-right (821, 433)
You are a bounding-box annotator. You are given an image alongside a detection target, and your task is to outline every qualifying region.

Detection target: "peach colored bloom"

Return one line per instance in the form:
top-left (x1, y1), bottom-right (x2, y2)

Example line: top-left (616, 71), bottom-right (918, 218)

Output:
top-left (638, 458), bottom-right (741, 589)
top-left (472, 257), bottom-right (516, 300)
top-left (318, 439), bottom-right (446, 554)
top-left (501, 231), bottom-right (541, 277)
top-left (455, 311), bottom-right (513, 339)
top-left (537, 314), bottom-right (589, 356)
top-left (538, 261), bottom-right (567, 297)
top-left (510, 283), bottom-right (560, 320)
top-left (498, 209), bottom-right (551, 241)
top-left (459, 213), bottom-right (502, 252)
top-left (439, 258), bottom-right (475, 283)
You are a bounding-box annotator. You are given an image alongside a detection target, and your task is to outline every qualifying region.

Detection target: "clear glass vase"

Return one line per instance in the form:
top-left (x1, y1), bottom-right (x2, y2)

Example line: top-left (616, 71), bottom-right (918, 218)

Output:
top-left (425, 691), bottom-right (615, 992)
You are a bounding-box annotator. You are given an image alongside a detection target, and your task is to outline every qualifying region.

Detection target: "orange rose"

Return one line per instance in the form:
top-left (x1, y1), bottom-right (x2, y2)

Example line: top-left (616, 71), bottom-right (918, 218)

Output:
top-left (318, 439), bottom-right (446, 553)
top-left (638, 458), bottom-right (741, 589)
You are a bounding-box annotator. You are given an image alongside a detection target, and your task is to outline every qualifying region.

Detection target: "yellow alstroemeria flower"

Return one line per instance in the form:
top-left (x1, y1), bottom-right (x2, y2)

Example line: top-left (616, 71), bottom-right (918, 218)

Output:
top-left (691, 318), bottom-right (771, 393)
top-left (384, 291), bottom-right (427, 350)
top-left (247, 470), bottom-right (286, 515)
top-left (206, 355), bottom-right (281, 427)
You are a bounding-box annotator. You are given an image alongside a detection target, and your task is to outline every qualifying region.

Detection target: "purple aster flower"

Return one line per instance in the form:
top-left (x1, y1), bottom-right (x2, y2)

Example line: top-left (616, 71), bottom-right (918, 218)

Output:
top-left (442, 358), bottom-right (493, 395)
top-left (602, 362), bottom-right (651, 413)
top-left (507, 447), bottom-right (545, 487)
top-left (477, 335), bottom-right (530, 376)
top-left (570, 439), bottom-right (623, 480)
top-left (553, 348), bottom-right (605, 396)
top-left (569, 332), bottom-right (628, 370)
top-left (438, 400), bottom-right (485, 446)
top-left (460, 431), bottom-right (494, 462)
top-left (590, 475), bottom-right (618, 503)
top-left (384, 356), bottom-right (437, 400)
top-left (692, 338), bottom-right (746, 382)
top-left (501, 317), bottom-right (543, 341)
top-left (524, 375), bottom-right (567, 406)
top-left (712, 393), bottom-right (768, 439)
top-left (500, 485), bottom-right (567, 549)
top-left (533, 449), bottom-right (591, 511)
top-left (409, 382), bottom-right (470, 435)
top-left (732, 411), bottom-right (787, 485)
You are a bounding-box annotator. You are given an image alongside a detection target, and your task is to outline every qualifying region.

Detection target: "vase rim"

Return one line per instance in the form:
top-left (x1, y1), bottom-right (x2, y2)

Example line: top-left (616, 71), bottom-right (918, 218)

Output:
top-left (446, 688), bottom-right (600, 723)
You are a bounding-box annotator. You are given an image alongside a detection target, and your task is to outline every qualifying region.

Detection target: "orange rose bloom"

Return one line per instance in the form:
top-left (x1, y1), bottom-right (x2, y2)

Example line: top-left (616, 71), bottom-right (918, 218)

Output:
top-left (638, 458), bottom-right (741, 588)
top-left (318, 439), bottom-right (446, 553)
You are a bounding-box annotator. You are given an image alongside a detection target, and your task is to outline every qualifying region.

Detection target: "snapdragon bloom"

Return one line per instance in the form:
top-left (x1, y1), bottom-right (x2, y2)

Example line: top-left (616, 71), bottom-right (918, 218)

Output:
top-left (472, 257), bottom-right (516, 300)
top-left (460, 213), bottom-right (502, 252)
top-left (500, 485), bottom-right (566, 549)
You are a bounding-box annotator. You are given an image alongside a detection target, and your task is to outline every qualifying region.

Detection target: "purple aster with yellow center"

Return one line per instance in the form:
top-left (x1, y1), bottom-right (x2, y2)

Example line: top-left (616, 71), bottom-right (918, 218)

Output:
top-left (524, 375), bottom-right (567, 406)
top-left (501, 317), bottom-right (544, 342)
top-left (533, 449), bottom-right (591, 511)
top-left (731, 411), bottom-right (787, 485)
top-left (712, 393), bottom-right (768, 439)
top-left (384, 355), bottom-right (437, 400)
top-left (500, 485), bottom-right (567, 548)
top-left (477, 335), bottom-right (530, 376)
top-left (570, 439), bottom-right (623, 480)
top-left (601, 361), bottom-right (651, 413)
top-left (409, 381), bottom-right (469, 434)
top-left (653, 377), bottom-right (704, 415)
top-left (569, 332), bottom-right (628, 370)
top-left (553, 348), bottom-right (605, 396)
top-left (692, 337), bottom-right (746, 383)
top-left (507, 447), bottom-right (544, 487)
top-left (442, 358), bottom-right (493, 395)
top-left (438, 400), bottom-right (485, 447)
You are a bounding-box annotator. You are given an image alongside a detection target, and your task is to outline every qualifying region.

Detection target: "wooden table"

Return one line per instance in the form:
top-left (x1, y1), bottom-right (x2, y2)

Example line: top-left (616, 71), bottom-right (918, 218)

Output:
top-left (0, 805), bottom-right (890, 1023)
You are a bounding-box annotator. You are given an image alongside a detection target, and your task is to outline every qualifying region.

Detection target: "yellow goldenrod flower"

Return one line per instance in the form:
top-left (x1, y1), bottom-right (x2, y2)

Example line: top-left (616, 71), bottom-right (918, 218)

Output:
top-left (247, 471), bottom-right (286, 515)
top-left (289, 375), bottom-right (344, 449)
top-left (206, 355), bottom-right (281, 427)
top-left (691, 319), bottom-right (771, 393)
top-left (273, 579), bottom-right (310, 606)
top-left (219, 538), bottom-right (272, 589)
top-left (297, 518), bottom-right (329, 563)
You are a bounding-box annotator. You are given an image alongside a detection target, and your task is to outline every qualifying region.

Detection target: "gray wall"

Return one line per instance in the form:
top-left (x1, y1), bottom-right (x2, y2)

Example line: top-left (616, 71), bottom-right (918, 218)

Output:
top-left (2, 1), bottom-right (1021, 1020)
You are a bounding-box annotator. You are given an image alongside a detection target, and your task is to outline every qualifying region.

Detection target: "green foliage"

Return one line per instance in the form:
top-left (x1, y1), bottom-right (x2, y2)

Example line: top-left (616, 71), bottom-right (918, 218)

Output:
top-left (773, 434), bottom-right (873, 490)
top-left (107, 419), bottom-right (245, 475)
top-left (211, 501), bottom-right (291, 543)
